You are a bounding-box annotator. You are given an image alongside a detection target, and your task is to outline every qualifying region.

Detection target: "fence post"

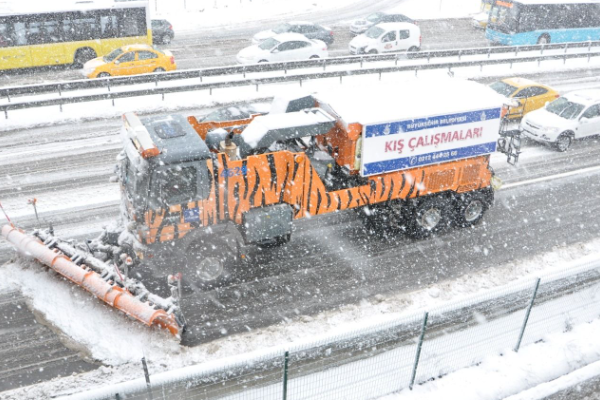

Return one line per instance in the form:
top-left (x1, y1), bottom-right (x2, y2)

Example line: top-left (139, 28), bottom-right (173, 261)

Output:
top-left (282, 351), bottom-right (289, 400)
top-left (409, 312), bottom-right (429, 390)
top-left (141, 357), bottom-right (153, 400)
top-left (514, 278), bottom-right (541, 353)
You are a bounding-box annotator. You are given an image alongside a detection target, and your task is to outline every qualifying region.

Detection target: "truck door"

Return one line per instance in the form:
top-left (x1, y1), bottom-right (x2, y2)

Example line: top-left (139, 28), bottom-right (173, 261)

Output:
top-left (579, 104), bottom-right (600, 138)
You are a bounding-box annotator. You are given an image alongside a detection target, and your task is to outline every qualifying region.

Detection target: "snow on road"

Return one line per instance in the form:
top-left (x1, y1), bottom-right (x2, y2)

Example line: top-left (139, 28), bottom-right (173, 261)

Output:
top-left (1, 237), bottom-right (600, 399)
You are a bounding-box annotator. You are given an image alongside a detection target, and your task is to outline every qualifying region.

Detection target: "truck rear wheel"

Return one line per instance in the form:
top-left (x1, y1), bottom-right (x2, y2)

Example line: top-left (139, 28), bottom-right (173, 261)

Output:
top-left (454, 192), bottom-right (489, 227)
top-left (406, 196), bottom-right (451, 239)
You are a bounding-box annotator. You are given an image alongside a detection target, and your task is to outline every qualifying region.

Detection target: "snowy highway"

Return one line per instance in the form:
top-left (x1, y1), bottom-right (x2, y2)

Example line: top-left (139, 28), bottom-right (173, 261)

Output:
top-left (2, 66), bottom-right (600, 393)
top-left (2, 0), bottom-right (600, 397)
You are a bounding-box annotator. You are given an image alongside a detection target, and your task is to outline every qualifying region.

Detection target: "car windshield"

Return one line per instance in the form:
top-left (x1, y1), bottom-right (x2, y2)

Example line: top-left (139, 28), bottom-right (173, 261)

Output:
top-left (272, 23), bottom-right (291, 34)
top-left (489, 81), bottom-right (518, 97)
top-left (103, 48), bottom-right (123, 62)
top-left (259, 38), bottom-right (280, 50)
top-left (366, 13), bottom-right (383, 23)
top-left (201, 107), bottom-right (251, 122)
top-left (365, 26), bottom-right (385, 39)
top-left (546, 97), bottom-right (584, 120)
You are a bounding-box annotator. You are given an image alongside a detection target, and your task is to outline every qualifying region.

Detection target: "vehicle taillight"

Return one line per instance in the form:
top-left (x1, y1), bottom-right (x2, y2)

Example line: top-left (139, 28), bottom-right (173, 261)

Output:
top-left (555, 94), bottom-right (560, 98)
top-left (170, 56), bottom-right (175, 64)
top-left (419, 35), bottom-right (422, 45)
top-left (169, 25), bottom-right (173, 30)
top-left (330, 31), bottom-right (334, 36)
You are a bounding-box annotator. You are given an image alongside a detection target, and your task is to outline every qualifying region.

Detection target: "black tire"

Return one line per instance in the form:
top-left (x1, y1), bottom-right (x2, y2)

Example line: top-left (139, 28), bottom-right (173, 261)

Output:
top-left (185, 237), bottom-right (234, 288)
top-left (454, 192), bottom-right (489, 227)
top-left (97, 72), bottom-right (110, 78)
top-left (407, 46), bottom-right (420, 59)
top-left (555, 133), bottom-right (572, 152)
top-left (258, 59), bottom-right (268, 63)
top-left (73, 48), bottom-right (97, 68)
top-left (406, 196), bottom-right (451, 239)
top-left (537, 34), bottom-right (550, 45)
top-left (309, 55), bottom-right (320, 59)
top-left (154, 67), bottom-right (166, 73)
top-left (368, 49), bottom-right (378, 54)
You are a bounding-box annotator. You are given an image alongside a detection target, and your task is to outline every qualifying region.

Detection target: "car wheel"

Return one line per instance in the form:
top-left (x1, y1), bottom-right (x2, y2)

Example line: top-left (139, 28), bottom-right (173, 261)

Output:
top-left (258, 59), bottom-right (268, 63)
top-left (97, 72), bottom-right (110, 78)
top-left (537, 34), bottom-right (550, 45)
top-left (162, 35), bottom-right (172, 45)
top-left (455, 192), bottom-right (489, 227)
top-left (407, 46), bottom-right (420, 59)
top-left (555, 133), bottom-right (572, 152)
top-left (368, 49), bottom-right (378, 54)
top-left (154, 67), bottom-right (166, 73)
top-left (73, 48), bottom-right (97, 68)
top-left (309, 55), bottom-right (320, 59)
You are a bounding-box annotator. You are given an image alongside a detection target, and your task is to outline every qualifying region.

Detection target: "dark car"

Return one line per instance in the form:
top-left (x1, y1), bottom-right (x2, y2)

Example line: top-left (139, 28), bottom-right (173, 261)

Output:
top-left (252, 21), bottom-right (334, 45)
top-left (350, 12), bottom-right (415, 35)
top-left (151, 19), bottom-right (174, 45)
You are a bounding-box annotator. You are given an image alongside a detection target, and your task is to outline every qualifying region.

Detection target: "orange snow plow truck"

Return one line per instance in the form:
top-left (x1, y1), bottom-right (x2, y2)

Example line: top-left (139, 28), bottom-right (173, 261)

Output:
top-left (2, 79), bottom-right (507, 337)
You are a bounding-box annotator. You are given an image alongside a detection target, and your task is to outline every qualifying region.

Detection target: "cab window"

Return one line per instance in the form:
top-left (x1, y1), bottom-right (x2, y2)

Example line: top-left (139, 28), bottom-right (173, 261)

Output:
top-left (399, 30), bottom-right (410, 40)
top-left (582, 105), bottom-right (600, 119)
top-left (528, 87), bottom-right (548, 96)
top-left (157, 166), bottom-right (197, 206)
top-left (138, 51), bottom-right (158, 60)
top-left (117, 52), bottom-right (135, 62)
top-left (381, 31), bottom-right (396, 42)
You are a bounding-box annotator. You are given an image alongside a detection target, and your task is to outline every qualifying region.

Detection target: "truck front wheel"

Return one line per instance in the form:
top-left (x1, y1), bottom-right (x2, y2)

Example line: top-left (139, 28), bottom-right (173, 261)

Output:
top-left (185, 237), bottom-right (233, 287)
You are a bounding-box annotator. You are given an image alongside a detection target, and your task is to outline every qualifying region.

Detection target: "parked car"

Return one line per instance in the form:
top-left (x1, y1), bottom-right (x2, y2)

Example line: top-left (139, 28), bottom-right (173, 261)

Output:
top-left (520, 90), bottom-right (600, 151)
top-left (151, 19), bottom-right (175, 45)
top-left (489, 77), bottom-right (560, 119)
top-left (82, 44), bottom-right (176, 78)
top-left (349, 22), bottom-right (420, 55)
top-left (237, 33), bottom-right (328, 64)
top-left (252, 21), bottom-right (334, 45)
top-left (350, 12), bottom-right (415, 35)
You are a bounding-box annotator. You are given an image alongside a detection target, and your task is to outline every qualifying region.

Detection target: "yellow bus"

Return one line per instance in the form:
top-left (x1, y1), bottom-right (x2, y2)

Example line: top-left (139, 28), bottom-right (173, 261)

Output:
top-left (0, 1), bottom-right (151, 71)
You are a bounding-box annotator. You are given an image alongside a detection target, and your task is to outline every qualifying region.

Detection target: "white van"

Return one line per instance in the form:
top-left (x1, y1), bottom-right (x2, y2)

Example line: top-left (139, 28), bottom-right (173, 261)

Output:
top-left (349, 22), bottom-right (421, 55)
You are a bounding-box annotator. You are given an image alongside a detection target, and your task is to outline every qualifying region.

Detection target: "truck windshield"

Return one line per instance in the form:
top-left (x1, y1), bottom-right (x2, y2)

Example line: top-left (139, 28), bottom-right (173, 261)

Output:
top-left (365, 26), bottom-right (385, 39)
top-left (546, 97), bottom-right (584, 120)
top-left (488, 2), bottom-right (520, 33)
top-left (489, 81), bottom-right (518, 97)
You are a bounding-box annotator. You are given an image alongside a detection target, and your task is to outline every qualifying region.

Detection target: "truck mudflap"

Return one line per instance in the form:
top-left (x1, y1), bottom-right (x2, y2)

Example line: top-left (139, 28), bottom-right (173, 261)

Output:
top-left (1, 224), bottom-right (185, 338)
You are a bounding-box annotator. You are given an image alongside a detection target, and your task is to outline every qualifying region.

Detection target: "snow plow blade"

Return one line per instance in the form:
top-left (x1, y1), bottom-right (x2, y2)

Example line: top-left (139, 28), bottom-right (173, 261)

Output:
top-left (1, 224), bottom-right (182, 337)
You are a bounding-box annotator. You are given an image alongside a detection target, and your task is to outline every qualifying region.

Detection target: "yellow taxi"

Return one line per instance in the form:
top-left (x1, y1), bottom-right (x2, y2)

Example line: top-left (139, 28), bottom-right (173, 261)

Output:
top-left (81, 44), bottom-right (176, 79)
top-left (489, 77), bottom-right (560, 119)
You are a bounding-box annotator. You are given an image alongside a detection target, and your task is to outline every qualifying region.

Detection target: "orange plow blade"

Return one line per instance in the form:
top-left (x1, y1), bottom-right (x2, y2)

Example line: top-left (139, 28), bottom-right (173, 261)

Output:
top-left (2, 224), bottom-right (182, 337)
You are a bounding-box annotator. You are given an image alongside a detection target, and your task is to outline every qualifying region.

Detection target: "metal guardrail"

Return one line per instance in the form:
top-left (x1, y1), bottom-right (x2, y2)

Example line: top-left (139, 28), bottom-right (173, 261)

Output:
top-left (59, 254), bottom-right (600, 400)
top-left (3, 49), bottom-right (600, 118)
top-left (1, 40), bottom-right (600, 101)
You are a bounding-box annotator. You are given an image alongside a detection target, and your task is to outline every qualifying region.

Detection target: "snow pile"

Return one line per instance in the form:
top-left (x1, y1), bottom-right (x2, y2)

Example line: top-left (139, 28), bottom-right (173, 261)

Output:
top-left (382, 318), bottom-right (600, 400)
top-left (2, 237), bottom-right (600, 399)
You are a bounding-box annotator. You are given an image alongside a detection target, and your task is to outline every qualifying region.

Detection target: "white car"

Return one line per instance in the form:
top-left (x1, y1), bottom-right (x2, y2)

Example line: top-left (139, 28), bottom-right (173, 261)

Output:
top-left (236, 33), bottom-right (328, 64)
top-left (520, 90), bottom-right (600, 151)
top-left (349, 22), bottom-right (420, 55)
top-left (252, 21), bottom-right (334, 45)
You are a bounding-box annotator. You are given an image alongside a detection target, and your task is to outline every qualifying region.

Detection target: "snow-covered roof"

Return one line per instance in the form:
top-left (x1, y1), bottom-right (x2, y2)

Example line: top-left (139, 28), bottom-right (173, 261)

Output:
top-left (314, 78), bottom-right (507, 126)
top-left (0, 0), bottom-right (146, 15)
top-left (563, 90), bottom-right (600, 105)
top-left (272, 33), bottom-right (314, 43)
top-left (511, 0), bottom-right (599, 5)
